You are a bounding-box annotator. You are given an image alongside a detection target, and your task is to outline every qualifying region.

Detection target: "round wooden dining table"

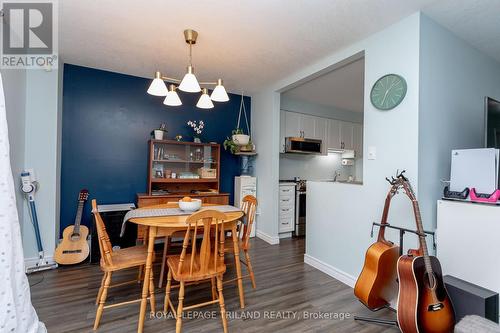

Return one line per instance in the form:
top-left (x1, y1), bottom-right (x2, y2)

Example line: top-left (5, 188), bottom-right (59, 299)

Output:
top-left (128, 203), bottom-right (245, 333)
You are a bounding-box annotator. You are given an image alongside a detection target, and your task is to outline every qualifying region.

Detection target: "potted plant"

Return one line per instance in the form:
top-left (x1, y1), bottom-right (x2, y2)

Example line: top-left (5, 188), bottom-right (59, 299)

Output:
top-left (223, 129), bottom-right (254, 154)
top-left (187, 120), bottom-right (204, 143)
top-left (223, 135), bottom-right (240, 154)
top-left (231, 128), bottom-right (250, 146)
top-left (151, 123), bottom-right (167, 140)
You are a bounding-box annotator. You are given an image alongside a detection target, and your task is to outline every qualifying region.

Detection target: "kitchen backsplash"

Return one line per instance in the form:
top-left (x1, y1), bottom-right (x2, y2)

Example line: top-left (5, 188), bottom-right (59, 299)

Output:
top-left (279, 153), bottom-right (360, 181)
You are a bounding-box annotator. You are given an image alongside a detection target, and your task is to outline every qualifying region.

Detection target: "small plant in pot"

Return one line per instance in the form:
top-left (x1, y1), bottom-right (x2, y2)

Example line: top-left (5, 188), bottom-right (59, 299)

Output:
top-left (223, 128), bottom-right (253, 154)
top-left (151, 123), bottom-right (167, 140)
top-left (231, 128), bottom-right (250, 146)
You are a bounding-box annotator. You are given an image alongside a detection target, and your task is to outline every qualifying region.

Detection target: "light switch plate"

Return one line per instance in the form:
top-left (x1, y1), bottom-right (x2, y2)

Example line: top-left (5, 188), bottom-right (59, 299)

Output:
top-left (368, 146), bottom-right (376, 160)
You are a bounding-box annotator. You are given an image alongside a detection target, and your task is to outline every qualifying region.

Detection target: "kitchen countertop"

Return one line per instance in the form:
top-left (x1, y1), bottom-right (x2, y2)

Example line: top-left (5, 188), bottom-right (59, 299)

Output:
top-left (310, 179), bottom-right (363, 185)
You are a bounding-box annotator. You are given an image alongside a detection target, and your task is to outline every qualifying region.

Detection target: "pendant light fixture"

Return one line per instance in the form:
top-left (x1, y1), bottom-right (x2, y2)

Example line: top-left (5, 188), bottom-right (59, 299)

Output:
top-left (196, 88), bottom-right (214, 109)
top-left (147, 29), bottom-right (229, 109)
top-left (163, 84), bottom-right (182, 106)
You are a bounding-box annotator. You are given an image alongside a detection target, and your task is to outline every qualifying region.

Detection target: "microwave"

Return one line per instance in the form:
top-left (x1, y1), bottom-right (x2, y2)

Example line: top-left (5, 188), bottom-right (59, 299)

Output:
top-left (285, 137), bottom-right (322, 154)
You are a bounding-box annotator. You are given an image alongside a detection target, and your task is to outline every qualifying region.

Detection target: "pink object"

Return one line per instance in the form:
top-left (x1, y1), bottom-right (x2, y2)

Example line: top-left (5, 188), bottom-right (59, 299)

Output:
top-left (469, 188), bottom-right (500, 203)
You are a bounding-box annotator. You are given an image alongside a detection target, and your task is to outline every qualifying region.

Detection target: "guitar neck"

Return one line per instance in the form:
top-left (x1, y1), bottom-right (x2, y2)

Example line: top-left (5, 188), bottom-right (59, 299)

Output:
top-left (377, 185), bottom-right (397, 242)
top-left (411, 198), bottom-right (434, 274)
top-left (73, 201), bottom-right (84, 234)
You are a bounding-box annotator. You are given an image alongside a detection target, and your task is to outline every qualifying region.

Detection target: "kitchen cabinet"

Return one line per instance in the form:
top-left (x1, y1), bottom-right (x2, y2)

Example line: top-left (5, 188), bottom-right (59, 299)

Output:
top-left (327, 119), bottom-right (342, 150)
top-left (279, 184), bottom-right (295, 233)
top-left (284, 111), bottom-right (302, 138)
top-left (281, 111), bottom-right (328, 154)
top-left (353, 123), bottom-right (363, 157)
top-left (301, 115), bottom-right (315, 139)
top-left (313, 116), bottom-right (328, 154)
top-left (280, 110), bottom-right (362, 156)
top-left (340, 121), bottom-right (354, 150)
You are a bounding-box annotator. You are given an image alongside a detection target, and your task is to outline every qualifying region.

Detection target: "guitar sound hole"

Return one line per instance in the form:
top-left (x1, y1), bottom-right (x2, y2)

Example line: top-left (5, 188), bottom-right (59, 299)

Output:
top-left (70, 233), bottom-right (81, 241)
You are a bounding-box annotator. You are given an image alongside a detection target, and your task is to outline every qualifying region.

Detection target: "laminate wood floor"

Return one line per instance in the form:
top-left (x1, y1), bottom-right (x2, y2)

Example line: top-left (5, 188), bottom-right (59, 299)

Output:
top-left (29, 238), bottom-right (399, 333)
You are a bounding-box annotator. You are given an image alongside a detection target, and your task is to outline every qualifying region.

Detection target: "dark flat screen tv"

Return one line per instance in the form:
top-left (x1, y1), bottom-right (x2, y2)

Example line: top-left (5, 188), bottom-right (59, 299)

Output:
top-left (485, 97), bottom-right (500, 148)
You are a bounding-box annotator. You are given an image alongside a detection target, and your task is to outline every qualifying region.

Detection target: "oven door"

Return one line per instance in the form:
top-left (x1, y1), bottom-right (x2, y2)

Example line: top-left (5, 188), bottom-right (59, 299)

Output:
top-left (294, 190), bottom-right (306, 237)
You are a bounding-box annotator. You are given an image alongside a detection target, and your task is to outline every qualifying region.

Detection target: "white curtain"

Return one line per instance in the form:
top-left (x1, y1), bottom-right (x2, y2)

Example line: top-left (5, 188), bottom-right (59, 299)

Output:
top-left (0, 74), bottom-right (46, 332)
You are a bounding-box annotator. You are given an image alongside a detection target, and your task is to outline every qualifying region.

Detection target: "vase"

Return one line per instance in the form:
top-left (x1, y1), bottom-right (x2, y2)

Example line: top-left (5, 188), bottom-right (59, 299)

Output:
top-left (193, 137), bottom-right (201, 143)
top-left (154, 130), bottom-right (164, 140)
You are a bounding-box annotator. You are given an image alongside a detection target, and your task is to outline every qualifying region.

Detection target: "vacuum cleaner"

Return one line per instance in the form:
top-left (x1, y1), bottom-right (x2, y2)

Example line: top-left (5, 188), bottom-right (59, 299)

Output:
top-left (21, 170), bottom-right (58, 274)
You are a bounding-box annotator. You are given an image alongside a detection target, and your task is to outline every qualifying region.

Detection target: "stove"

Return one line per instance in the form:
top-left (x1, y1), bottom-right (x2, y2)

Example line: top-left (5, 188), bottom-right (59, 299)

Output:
top-left (279, 179), bottom-right (306, 237)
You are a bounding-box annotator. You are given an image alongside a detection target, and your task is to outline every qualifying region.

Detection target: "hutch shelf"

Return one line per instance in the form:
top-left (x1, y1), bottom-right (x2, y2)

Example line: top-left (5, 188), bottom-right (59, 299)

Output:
top-left (137, 140), bottom-right (229, 209)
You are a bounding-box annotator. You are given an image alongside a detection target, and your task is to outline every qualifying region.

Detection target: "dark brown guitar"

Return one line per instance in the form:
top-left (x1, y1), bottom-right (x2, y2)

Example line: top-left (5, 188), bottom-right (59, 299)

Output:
top-left (397, 174), bottom-right (455, 333)
top-left (354, 178), bottom-right (400, 309)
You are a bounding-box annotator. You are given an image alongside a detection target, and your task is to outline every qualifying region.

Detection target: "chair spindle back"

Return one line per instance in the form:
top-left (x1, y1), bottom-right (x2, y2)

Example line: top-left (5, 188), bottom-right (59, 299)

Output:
top-left (178, 210), bottom-right (228, 277)
top-left (91, 199), bottom-right (114, 266)
top-left (239, 195), bottom-right (258, 248)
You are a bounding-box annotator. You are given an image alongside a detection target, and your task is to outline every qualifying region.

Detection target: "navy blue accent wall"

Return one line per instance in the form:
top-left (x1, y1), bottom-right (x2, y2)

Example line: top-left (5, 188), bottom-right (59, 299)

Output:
top-left (61, 64), bottom-right (250, 235)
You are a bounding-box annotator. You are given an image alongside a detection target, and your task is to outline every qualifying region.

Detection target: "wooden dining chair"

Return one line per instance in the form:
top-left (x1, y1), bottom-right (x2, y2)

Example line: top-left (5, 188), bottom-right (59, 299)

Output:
top-left (224, 195), bottom-right (257, 289)
top-left (91, 200), bottom-right (156, 330)
top-left (158, 201), bottom-right (181, 288)
top-left (164, 210), bottom-right (229, 333)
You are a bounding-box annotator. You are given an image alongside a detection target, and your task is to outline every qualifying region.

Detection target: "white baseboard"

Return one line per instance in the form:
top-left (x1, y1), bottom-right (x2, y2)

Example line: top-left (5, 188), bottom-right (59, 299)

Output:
top-left (304, 253), bottom-right (356, 288)
top-left (24, 254), bottom-right (57, 271)
top-left (279, 232), bottom-right (292, 239)
top-left (256, 229), bottom-right (280, 245)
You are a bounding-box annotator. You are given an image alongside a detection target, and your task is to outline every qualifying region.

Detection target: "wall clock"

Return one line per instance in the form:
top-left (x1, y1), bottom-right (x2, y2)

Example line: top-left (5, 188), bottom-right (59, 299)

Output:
top-left (370, 74), bottom-right (407, 110)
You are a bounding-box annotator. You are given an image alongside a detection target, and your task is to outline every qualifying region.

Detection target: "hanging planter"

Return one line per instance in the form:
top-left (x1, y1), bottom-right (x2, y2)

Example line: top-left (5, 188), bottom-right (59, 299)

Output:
top-left (232, 130), bottom-right (250, 146)
top-left (224, 94), bottom-right (254, 154)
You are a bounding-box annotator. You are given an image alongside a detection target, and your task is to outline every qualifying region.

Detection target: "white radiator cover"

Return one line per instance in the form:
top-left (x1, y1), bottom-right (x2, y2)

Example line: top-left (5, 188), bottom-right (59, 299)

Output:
top-left (437, 200), bottom-right (500, 315)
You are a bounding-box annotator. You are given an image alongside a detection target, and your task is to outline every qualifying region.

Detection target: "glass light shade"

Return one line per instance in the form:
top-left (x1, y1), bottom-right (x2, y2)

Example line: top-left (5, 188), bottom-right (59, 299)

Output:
top-left (163, 85), bottom-right (182, 106)
top-left (178, 66), bottom-right (201, 92)
top-left (147, 72), bottom-right (168, 96)
top-left (210, 79), bottom-right (229, 102)
top-left (196, 88), bottom-right (214, 109)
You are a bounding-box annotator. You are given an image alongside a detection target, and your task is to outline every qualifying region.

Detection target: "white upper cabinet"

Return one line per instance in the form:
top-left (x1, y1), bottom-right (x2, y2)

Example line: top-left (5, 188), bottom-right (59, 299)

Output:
top-left (284, 111), bottom-right (302, 138)
top-left (327, 119), bottom-right (342, 150)
top-left (280, 110), bottom-right (362, 156)
top-left (313, 116), bottom-right (328, 154)
top-left (300, 115), bottom-right (316, 139)
top-left (340, 121), bottom-right (354, 150)
top-left (353, 123), bottom-right (363, 157)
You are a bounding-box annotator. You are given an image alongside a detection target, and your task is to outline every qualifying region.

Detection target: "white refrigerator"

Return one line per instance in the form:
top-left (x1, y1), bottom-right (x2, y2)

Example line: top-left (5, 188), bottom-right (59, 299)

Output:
top-left (234, 176), bottom-right (257, 237)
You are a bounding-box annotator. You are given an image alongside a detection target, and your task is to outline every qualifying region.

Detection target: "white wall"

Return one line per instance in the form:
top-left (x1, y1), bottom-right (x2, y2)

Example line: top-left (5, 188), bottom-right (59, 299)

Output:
top-left (2, 69), bottom-right (27, 232)
top-left (251, 90), bottom-right (281, 244)
top-left (253, 13), bottom-right (422, 257)
top-left (418, 15), bottom-right (500, 230)
top-left (21, 68), bottom-right (61, 261)
top-left (305, 13), bottom-right (421, 281)
top-left (2, 66), bottom-right (61, 262)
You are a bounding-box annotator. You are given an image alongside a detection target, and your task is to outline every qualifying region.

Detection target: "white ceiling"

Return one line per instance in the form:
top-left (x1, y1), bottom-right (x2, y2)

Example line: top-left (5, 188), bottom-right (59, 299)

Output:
top-left (282, 58), bottom-right (365, 113)
top-left (59, 0), bottom-right (437, 95)
top-left (423, 0), bottom-right (500, 64)
top-left (59, 0), bottom-right (500, 95)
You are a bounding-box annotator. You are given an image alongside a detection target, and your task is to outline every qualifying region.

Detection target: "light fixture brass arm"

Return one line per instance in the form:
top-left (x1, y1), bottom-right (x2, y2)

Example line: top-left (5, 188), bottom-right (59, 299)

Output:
top-left (160, 75), bottom-right (217, 86)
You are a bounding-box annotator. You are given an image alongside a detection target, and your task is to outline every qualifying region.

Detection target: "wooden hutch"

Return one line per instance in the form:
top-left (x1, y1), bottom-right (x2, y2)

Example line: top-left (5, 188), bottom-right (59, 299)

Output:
top-left (136, 140), bottom-right (229, 208)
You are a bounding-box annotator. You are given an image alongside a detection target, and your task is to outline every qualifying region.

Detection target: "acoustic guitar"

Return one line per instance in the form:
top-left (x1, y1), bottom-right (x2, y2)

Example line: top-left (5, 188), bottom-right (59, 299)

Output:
top-left (397, 175), bottom-right (455, 333)
top-left (54, 189), bottom-right (90, 265)
top-left (354, 174), bottom-right (400, 309)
